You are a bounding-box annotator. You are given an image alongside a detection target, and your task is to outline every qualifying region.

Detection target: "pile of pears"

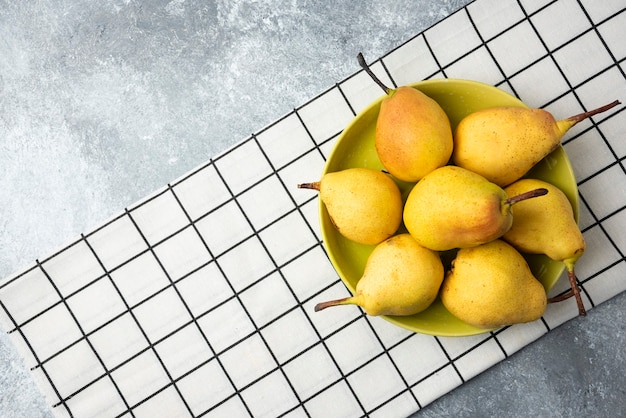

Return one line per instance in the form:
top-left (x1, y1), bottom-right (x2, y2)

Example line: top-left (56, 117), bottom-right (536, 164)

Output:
top-left (299, 53), bottom-right (620, 330)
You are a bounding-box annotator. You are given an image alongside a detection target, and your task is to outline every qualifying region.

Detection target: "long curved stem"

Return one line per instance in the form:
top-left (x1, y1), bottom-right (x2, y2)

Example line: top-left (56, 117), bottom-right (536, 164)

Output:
top-left (547, 290), bottom-right (575, 303)
top-left (565, 100), bottom-right (621, 124)
top-left (548, 268), bottom-right (586, 316)
top-left (566, 268), bottom-right (586, 316)
top-left (357, 52), bottom-right (390, 95)
top-left (558, 100), bottom-right (621, 134)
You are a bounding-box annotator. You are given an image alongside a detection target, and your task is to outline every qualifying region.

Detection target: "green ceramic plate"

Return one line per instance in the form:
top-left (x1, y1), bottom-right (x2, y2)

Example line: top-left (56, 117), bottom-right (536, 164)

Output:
top-left (321, 79), bottom-right (579, 337)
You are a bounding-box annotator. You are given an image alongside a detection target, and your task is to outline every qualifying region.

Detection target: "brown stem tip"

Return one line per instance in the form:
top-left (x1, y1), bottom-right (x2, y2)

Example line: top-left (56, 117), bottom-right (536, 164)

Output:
top-left (567, 268), bottom-right (587, 317)
top-left (357, 52), bottom-right (390, 95)
top-left (505, 188), bottom-right (548, 205)
top-left (314, 297), bottom-right (350, 312)
top-left (547, 269), bottom-right (586, 316)
top-left (547, 290), bottom-right (575, 303)
top-left (566, 100), bottom-right (621, 124)
top-left (297, 181), bottom-right (321, 191)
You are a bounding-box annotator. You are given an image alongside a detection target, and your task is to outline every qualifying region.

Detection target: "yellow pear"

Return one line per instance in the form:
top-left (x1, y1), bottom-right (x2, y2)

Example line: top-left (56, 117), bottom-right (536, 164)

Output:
top-left (403, 165), bottom-right (547, 251)
top-left (503, 178), bottom-right (586, 316)
top-left (298, 167), bottom-right (402, 245)
top-left (357, 53), bottom-right (453, 182)
top-left (453, 100), bottom-right (620, 186)
top-left (441, 239), bottom-right (547, 329)
top-left (314, 234), bottom-right (444, 316)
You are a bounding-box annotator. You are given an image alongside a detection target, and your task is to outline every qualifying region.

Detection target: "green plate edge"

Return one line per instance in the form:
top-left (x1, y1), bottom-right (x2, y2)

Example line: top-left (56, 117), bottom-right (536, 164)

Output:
top-left (320, 78), bottom-right (580, 337)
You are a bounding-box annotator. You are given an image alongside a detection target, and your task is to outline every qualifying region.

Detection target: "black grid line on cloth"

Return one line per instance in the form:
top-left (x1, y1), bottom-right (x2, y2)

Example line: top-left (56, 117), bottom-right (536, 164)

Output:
top-left (166, 181), bottom-right (268, 417)
top-left (68, 228), bottom-right (197, 416)
top-left (35, 258), bottom-right (134, 416)
top-left (13, 232), bottom-right (171, 415)
top-left (250, 89), bottom-right (378, 412)
top-left (145, 189), bottom-right (287, 414)
top-left (49, 116), bottom-right (342, 416)
top-left (239, 97), bottom-right (376, 415)
top-left (248, 132), bottom-right (368, 416)
top-left (122, 206), bottom-right (224, 415)
top-left (207, 150), bottom-right (309, 416)
top-left (13, 167), bottom-right (301, 415)
top-left (0, 298), bottom-right (67, 414)
top-left (1, 0), bottom-right (625, 416)
top-left (1, 131), bottom-right (349, 416)
top-left (166, 131), bottom-right (356, 415)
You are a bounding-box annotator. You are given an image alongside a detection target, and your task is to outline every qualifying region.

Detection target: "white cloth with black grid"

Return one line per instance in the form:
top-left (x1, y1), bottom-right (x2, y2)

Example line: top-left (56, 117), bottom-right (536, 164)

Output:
top-left (1, 0), bottom-right (625, 416)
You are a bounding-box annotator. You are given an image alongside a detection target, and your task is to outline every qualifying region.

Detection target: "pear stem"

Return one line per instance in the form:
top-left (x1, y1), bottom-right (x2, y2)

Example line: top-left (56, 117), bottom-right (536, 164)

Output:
top-left (566, 268), bottom-right (586, 316)
top-left (565, 100), bottom-right (621, 125)
top-left (547, 268), bottom-right (586, 316)
top-left (297, 181), bottom-right (321, 191)
top-left (547, 291), bottom-right (575, 303)
top-left (314, 297), bottom-right (351, 312)
top-left (357, 52), bottom-right (390, 95)
top-left (505, 187), bottom-right (548, 206)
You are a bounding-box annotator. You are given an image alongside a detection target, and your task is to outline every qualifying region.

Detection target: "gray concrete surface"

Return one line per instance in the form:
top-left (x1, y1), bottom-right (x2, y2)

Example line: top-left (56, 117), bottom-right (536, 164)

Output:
top-left (1, 1), bottom-right (625, 417)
